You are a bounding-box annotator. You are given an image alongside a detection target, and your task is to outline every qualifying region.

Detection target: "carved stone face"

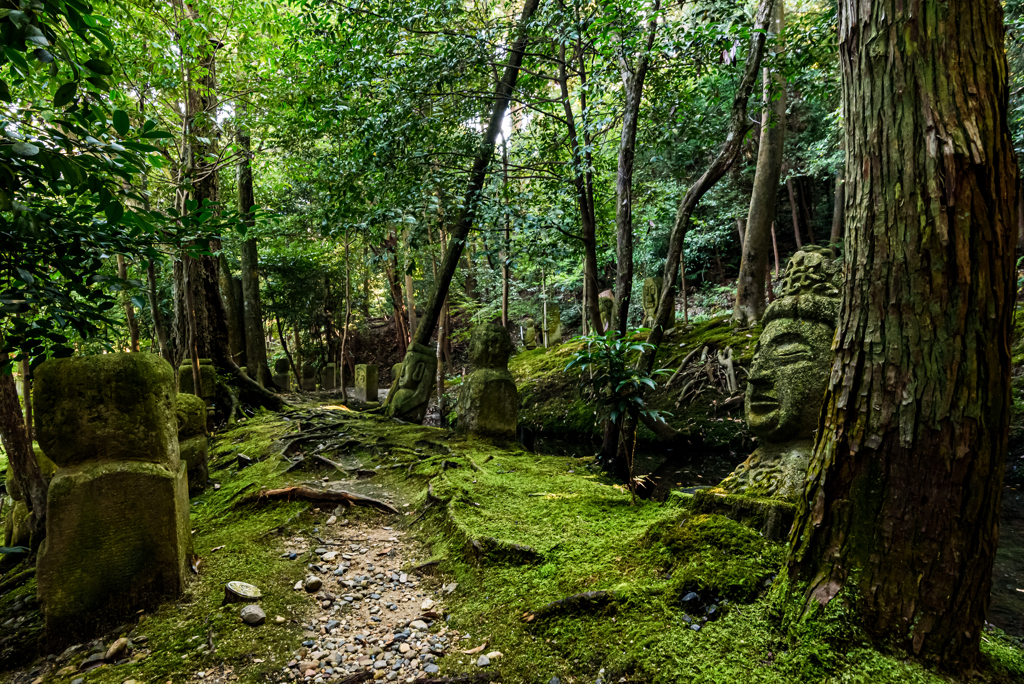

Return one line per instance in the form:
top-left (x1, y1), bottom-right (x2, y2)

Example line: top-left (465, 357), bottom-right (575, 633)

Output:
top-left (398, 352), bottom-right (429, 389)
top-left (642, 278), bottom-right (661, 311)
top-left (745, 318), bottom-right (834, 443)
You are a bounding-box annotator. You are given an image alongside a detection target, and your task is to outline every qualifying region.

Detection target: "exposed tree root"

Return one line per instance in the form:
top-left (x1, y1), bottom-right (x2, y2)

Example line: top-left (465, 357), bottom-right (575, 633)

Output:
top-left (240, 486), bottom-right (399, 514)
top-left (522, 590), bottom-right (618, 622)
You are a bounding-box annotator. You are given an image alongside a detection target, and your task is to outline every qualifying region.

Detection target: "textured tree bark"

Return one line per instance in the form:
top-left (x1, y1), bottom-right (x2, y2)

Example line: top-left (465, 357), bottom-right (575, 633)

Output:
top-left (412, 0), bottom-right (540, 348)
top-left (146, 260), bottom-right (172, 363)
top-left (19, 358), bottom-right (31, 442)
top-left (796, 176), bottom-right (814, 242)
top-left (116, 254), bottom-right (140, 352)
top-left (638, 0), bottom-right (775, 374)
top-left (237, 121), bottom-right (274, 389)
top-left (731, 0), bottom-right (786, 327)
top-left (613, 2), bottom-right (659, 337)
top-left (783, 0), bottom-right (1019, 669)
top-left (0, 359), bottom-right (46, 535)
top-left (219, 256), bottom-right (246, 366)
top-left (402, 228), bottom-right (418, 340)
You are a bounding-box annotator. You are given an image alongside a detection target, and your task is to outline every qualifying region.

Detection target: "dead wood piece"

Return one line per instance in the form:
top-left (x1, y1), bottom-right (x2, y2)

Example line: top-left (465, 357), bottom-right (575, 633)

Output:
top-left (337, 673), bottom-right (373, 684)
top-left (311, 454), bottom-right (345, 471)
top-left (468, 536), bottom-right (541, 565)
top-left (412, 559), bottom-right (441, 573)
top-left (243, 486), bottom-right (400, 514)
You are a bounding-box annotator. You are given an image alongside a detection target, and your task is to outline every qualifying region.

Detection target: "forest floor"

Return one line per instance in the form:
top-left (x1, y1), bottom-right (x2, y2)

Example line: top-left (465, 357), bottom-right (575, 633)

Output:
top-left (2, 393), bottom-right (1024, 684)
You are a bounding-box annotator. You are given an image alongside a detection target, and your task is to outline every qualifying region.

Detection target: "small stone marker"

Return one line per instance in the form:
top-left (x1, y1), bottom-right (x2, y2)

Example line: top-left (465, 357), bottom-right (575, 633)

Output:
top-left (240, 604), bottom-right (266, 626)
top-left (354, 364), bottom-right (378, 402)
top-left (321, 363), bottom-right (337, 390)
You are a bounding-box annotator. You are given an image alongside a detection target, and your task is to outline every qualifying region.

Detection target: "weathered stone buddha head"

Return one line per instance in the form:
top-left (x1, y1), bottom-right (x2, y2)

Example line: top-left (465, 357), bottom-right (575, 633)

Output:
top-left (642, 277), bottom-right (663, 325)
top-left (469, 322), bottom-right (513, 370)
top-left (523, 319), bottom-right (537, 349)
top-left (721, 247), bottom-right (841, 499)
top-left (387, 343), bottom-right (437, 423)
top-left (746, 247), bottom-right (840, 441)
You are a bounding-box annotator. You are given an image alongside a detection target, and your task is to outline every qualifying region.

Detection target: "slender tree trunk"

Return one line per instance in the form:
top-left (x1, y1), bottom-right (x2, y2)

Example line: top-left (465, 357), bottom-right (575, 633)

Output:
top-left (117, 255), bottom-right (140, 351)
top-left (829, 169), bottom-right (844, 254)
top-left (276, 315), bottom-right (299, 384)
top-left (0, 358), bottom-right (46, 536)
top-left (402, 228), bottom-right (418, 339)
top-left (771, 221), bottom-right (780, 276)
top-left (146, 260), bottom-right (171, 363)
top-left (340, 229), bottom-right (351, 403)
top-left (785, 177), bottom-right (803, 248)
top-left (736, 218), bottom-right (746, 245)
top-left (183, 254), bottom-right (203, 399)
top-left (613, 2), bottom-right (659, 337)
top-left (796, 176), bottom-right (814, 242)
top-left (783, 0), bottom-right (1019, 669)
top-left (731, 0), bottom-right (786, 327)
top-left (19, 358), bottom-right (31, 442)
top-left (411, 0), bottom-right (540, 348)
top-left (1017, 177), bottom-right (1024, 252)
top-left (557, 43), bottom-right (603, 335)
top-left (638, 0), bottom-right (775, 374)
top-left (237, 118), bottom-right (274, 389)
top-left (219, 256), bottom-right (246, 365)
top-left (501, 137), bottom-right (511, 329)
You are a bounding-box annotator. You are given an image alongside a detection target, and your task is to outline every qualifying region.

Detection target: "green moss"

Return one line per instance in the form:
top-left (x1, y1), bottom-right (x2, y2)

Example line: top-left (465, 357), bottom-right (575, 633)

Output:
top-left (510, 316), bottom-right (761, 446)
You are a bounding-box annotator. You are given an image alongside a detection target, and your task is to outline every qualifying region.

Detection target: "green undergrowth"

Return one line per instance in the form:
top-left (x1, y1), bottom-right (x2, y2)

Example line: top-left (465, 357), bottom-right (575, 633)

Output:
top-left (510, 316), bottom-right (761, 447)
top-left (14, 406), bottom-right (1024, 684)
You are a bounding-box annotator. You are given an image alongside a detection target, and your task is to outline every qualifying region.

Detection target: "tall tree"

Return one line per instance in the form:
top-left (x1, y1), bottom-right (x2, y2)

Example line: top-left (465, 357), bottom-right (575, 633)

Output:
top-left (732, 0), bottom-right (785, 327)
top-left (612, 0), bottom-right (659, 337)
top-left (782, 0), bottom-right (1019, 669)
top-left (237, 118), bottom-right (274, 389)
top-left (411, 0), bottom-right (541, 348)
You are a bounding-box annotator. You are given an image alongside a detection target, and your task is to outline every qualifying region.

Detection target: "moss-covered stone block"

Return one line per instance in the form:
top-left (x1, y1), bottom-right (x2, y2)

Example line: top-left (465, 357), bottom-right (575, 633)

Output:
top-left (176, 393), bottom-right (208, 494)
top-left (34, 354), bottom-right (179, 468)
top-left (175, 392), bottom-right (207, 438)
top-left (178, 359), bottom-right (217, 404)
top-left (354, 364), bottom-right (378, 402)
top-left (272, 372), bottom-right (291, 392)
top-left (37, 459), bottom-right (190, 639)
top-left (690, 488), bottom-right (796, 541)
top-left (3, 499), bottom-right (31, 548)
top-left (458, 324), bottom-right (518, 437)
top-left (322, 363), bottom-right (337, 390)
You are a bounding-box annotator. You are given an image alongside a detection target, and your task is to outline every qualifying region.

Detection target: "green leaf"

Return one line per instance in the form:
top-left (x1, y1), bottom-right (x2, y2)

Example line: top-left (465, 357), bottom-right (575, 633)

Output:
top-left (4, 46), bottom-right (29, 74)
top-left (6, 10), bottom-right (27, 28)
top-left (84, 58), bottom-right (113, 75)
top-left (33, 48), bottom-right (54, 63)
top-left (141, 130), bottom-right (173, 139)
top-left (104, 201), bottom-right (124, 224)
top-left (11, 141), bottom-right (40, 157)
top-left (0, 79), bottom-right (10, 103)
top-left (112, 109), bottom-right (129, 136)
top-left (53, 81), bottom-right (78, 108)
top-left (15, 267), bottom-right (34, 284)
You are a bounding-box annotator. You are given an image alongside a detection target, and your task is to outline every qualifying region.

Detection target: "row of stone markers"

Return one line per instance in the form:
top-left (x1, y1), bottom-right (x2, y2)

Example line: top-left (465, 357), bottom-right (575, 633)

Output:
top-left (267, 359), bottom-right (340, 393)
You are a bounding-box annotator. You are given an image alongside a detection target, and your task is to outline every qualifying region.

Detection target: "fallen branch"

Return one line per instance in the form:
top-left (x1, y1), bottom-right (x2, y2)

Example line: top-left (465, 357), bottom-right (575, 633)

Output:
top-left (523, 589), bottom-right (618, 622)
top-left (664, 345), bottom-right (705, 390)
top-left (242, 487), bottom-right (400, 514)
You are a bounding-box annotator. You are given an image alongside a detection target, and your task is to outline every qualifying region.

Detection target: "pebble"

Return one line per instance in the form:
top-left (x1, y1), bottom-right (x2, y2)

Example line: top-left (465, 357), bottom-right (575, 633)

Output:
top-left (304, 576), bottom-right (323, 593)
top-left (476, 655), bottom-right (490, 667)
top-left (420, 598), bottom-right (434, 611)
top-left (275, 616), bottom-right (286, 624)
top-left (105, 637), bottom-right (129, 660)
top-left (326, 515), bottom-right (337, 525)
top-left (409, 620), bottom-right (428, 630)
top-left (241, 604), bottom-right (266, 626)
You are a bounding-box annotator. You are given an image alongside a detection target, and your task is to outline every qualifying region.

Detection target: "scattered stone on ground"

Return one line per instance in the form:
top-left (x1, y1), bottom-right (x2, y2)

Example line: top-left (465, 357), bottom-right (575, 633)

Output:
top-left (274, 513), bottom-right (465, 683)
top-left (241, 605), bottom-right (267, 626)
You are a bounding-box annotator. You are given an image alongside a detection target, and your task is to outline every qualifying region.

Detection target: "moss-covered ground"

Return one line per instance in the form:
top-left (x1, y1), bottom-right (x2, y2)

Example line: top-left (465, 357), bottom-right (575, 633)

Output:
top-left (511, 316), bottom-right (760, 450)
top-left (1, 373), bottom-right (1023, 684)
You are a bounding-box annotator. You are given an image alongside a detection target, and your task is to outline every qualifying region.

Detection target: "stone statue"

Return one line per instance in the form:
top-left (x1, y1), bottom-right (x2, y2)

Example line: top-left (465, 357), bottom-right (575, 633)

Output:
top-left (3, 446), bottom-right (56, 553)
top-left (598, 291), bottom-right (614, 332)
top-left (386, 343), bottom-right (438, 423)
top-left (178, 358), bottom-right (217, 406)
top-left (458, 323), bottom-right (518, 437)
top-left (301, 363), bottom-right (317, 391)
top-left (384, 362), bottom-right (403, 404)
top-left (523, 319), bottom-right (538, 350)
top-left (642, 277), bottom-right (663, 327)
top-left (176, 393), bottom-right (208, 495)
top-left (545, 306), bottom-right (563, 346)
top-left (719, 247), bottom-right (841, 500)
top-left (321, 363), bottom-right (337, 391)
top-left (34, 353), bottom-right (191, 638)
top-left (272, 358), bottom-right (291, 392)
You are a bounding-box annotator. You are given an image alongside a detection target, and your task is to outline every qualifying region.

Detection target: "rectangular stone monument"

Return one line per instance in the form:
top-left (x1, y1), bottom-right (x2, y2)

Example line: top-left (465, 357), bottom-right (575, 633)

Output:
top-left (33, 353), bottom-right (190, 641)
top-left (272, 372), bottom-right (291, 392)
top-left (321, 363), bottom-right (337, 390)
top-left (354, 364), bottom-right (378, 402)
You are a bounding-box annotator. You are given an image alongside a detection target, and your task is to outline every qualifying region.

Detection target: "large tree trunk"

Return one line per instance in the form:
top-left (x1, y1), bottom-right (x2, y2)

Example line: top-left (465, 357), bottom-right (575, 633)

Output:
top-left (785, 176), bottom-right (803, 248)
top-left (731, 0), bottom-right (786, 327)
top-left (219, 256), bottom-right (246, 366)
top-left (613, 3), bottom-right (659, 337)
top-left (0, 360), bottom-right (46, 538)
top-left (638, 0), bottom-right (775, 374)
top-left (237, 121), bottom-right (274, 389)
top-left (146, 260), bottom-right (172, 363)
top-left (782, 0), bottom-right (1019, 669)
top-left (412, 0), bottom-right (540, 348)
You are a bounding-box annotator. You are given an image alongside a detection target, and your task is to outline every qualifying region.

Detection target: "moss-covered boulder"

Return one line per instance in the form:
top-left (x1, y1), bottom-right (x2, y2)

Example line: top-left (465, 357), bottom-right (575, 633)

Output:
top-left (2, 500), bottom-right (31, 549)
top-left (458, 323), bottom-right (518, 437)
top-left (34, 354), bottom-right (179, 468)
top-left (37, 459), bottom-right (191, 639)
top-left (690, 488), bottom-right (796, 541)
top-left (175, 393), bottom-right (208, 494)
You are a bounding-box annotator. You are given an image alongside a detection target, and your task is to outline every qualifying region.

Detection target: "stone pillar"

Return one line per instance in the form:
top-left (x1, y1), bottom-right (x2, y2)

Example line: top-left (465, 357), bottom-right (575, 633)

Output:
top-left (34, 353), bottom-right (191, 640)
top-left (272, 358), bottom-right (291, 392)
top-left (321, 363), bottom-right (337, 391)
top-left (386, 344), bottom-right (437, 423)
top-left (178, 358), bottom-right (217, 407)
top-left (176, 393), bottom-right (208, 495)
top-left (300, 364), bottom-right (317, 391)
top-left (354, 364), bottom-right (378, 402)
top-left (457, 324), bottom-right (518, 437)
